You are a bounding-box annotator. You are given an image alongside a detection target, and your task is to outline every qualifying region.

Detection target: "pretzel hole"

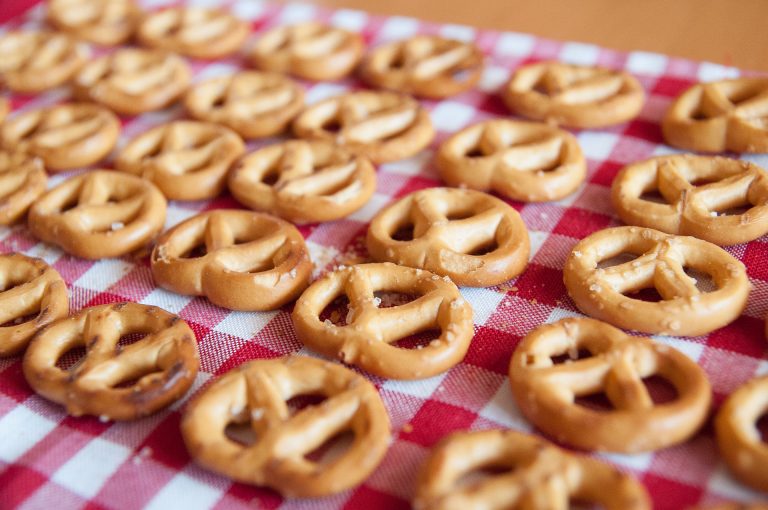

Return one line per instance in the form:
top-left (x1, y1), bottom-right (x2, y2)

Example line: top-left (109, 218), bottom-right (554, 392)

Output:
top-left (455, 463), bottom-right (513, 490)
top-left (596, 252), bottom-right (638, 269)
top-left (112, 366), bottom-right (163, 389)
top-left (391, 221), bottom-right (415, 242)
top-left (117, 332), bottom-right (149, 350)
top-left (445, 208), bottom-right (475, 222)
top-left (712, 202), bottom-right (751, 217)
top-left (550, 348), bottom-right (593, 365)
top-left (638, 189), bottom-right (668, 204)
top-left (0, 311), bottom-right (38, 327)
top-left (757, 414), bottom-right (768, 444)
top-left (180, 243), bottom-right (208, 259)
top-left (690, 107), bottom-right (711, 121)
top-left (466, 238), bottom-right (499, 257)
top-left (322, 118), bottom-right (342, 134)
top-left (224, 421), bottom-right (256, 446)
top-left (574, 392), bottom-right (615, 412)
top-left (684, 267), bottom-right (716, 293)
top-left (373, 290), bottom-right (420, 308)
top-left (641, 375), bottom-right (678, 405)
top-left (304, 429), bottom-right (356, 465)
top-left (287, 394), bottom-right (329, 416)
top-left (625, 287), bottom-right (664, 303)
top-left (319, 295), bottom-right (352, 326)
top-left (392, 328), bottom-right (442, 350)
top-left (465, 146), bottom-right (486, 158)
top-left (55, 346), bottom-right (87, 372)
top-left (261, 170), bottom-right (280, 186)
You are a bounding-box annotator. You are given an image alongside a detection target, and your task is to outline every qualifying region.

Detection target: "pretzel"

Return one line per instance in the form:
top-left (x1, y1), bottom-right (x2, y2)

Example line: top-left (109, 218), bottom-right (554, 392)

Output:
top-left (0, 253), bottom-right (68, 358)
top-left (228, 140), bottom-right (376, 224)
top-left (184, 71), bottom-right (304, 139)
top-left (0, 149), bottom-right (47, 225)
top-left (181, 355), bottom-right (390, 497)
top-left (0, 97), bottom-right (8, 124)
top-left (361, 35), bottom-right (483, 99)
top-left (502, 61), bottom-right (645, 128)
top-left (662, 78), bottom-right (768, 153)
top-left (23, 302), bottom-right (198, 420)
top-left (137, 7), bottom-right (249, 60)
top-left (28, 170), bottom-right (167, 259)
top-left (563, 226), bottom-right (749, 336)
top-left (0, 103), bottom-right (120, 171)
top-left (612, 155), bottom-right (768, 246)
top-left (46, 0), bottom-right (141, 46)
top-left (366, 188), bottom-right (530, 287)
top-left (249, 22), bottom-right (364, 81)
top-left (151, 210), bottom-right (312, 311)
top-left (0, 30), bottom-right (88, 94)
top-left (116, 121), bottom-right (245, 201)
top-left (509, 317), bottom-right (710, 453)
top-left (414, 429), bottom-right (651, 510)
top-left (436, 119), bottom-right (587, 202)
top-left (74, 47), bottom-right (191, 115)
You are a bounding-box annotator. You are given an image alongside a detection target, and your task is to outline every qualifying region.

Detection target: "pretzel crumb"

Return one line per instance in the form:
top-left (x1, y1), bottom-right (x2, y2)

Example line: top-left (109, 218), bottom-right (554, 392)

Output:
top-left (99, 414), bottom-right (110, 423)
top-left (111, 221), bottom-right (124, 231)
top-left (573, 251), bottom-right (582, 258)
top-left (251, 408), bottom-right (264, 420)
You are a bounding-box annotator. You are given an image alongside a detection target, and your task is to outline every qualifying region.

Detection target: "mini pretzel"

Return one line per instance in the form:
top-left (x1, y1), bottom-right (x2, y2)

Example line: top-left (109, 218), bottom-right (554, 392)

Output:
top-left (509, 317), bottom-right (711, 453)
top-left (0, 150), bottom-right (47, 225)
top-left (228, 140), bottom-right (376, 224)
top-left (116, 121), bottom-right (245, 201)
top-left (503, 61), bottom-right (645, 129)
top-left (1, 103), bottom-right (120, 171)
top-left (662, 78), bottom-right (768, 153)
top-left (184, 71), bottom-right (304, 139)
top-left (249, 22), bottom-right (364, 81)
top-left (181, 355), bottom-right (390, 497)
top-left (0, 253), bottom-right (68, 357)
top-left (563, 226), bottom-right (749, 336)
top-left (23, 302), bottom-right (199, 420)
top-left (74, 47), bottom-right (191, 115)
top-left (0, 30), bottom-right (88, 94)
top-left (29, 170), bottom-right (167, 259)
top-left (612, 155), bottom-right (768, 246)
top-left (414, 429), bottom-right (651, 510)
top-left (293, 91), bottom-right (434, 164)
top-left (137, 7), bottom-right (249, 60)
top-left (361, 35), bottom-right (483, 99)
top-left (367, 188), bottom-right (530, 287)
top-left (437, 119), bottom-right (587, 202)
top-left (151, 210), bottom-right (312, 311)
top-left (46, 0), bottom-right (141, 46)
top-left (292, 263), bottom-right (473, 379)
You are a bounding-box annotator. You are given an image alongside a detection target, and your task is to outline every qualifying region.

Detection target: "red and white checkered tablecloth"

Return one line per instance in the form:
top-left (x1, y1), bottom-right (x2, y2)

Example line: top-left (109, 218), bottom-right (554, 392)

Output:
top-left (1, 0), bottom-right (768, 508)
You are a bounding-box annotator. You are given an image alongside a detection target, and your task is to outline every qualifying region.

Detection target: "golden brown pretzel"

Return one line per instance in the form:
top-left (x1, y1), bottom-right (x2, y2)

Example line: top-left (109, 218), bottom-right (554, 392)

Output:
top-left (184, 71), bottom-right (304, 139)
top-left (0, 253), bottom-right (68, 358)
top-left (0, 150), bottom-right (47, 225)
top-left (249, 22), bottom-right (364, 81)
top-left (137, 6), bottom-right (249, 60)
top-left (0, 103), bottom-right (119, 171)
top-left (715, 376), bottom-right (768, 492)
top-left (503, 61), bottom-right (645, 128)
top-left (46, 0), bottom-right (141, 46)
top-left (367, 187), bottom-right (530, 287)
top-left (509, 317), bottom-right (711, 453)
top-left (228, 140), bottom-right (376, 224)
top-left (0, 30), bottom-right (89, 94)
top-left (612, 155), bottom-right (768, 246)
top-left (292, 90), bottom-right (434, 164)
top-left (181, 355), bottom-right (390, 497)
top-left (0, 97), bottom-right (9, 124)
top-left (29, 170), bottom-right (167, 259)
top-left (414, 429), bottom-right (651, 510)
top-left (116, 120), bottom-right (245, 201)
top-left (74, 47), bottom-right (191, 115)
top-left (23, 302), bottom-right (199, 420)
top-left (563, 226), bottom-right (749, 336)
top-left (151, 210), bottom-right (312, 311)
top-left (662, 78), bottom-right (768, 153)
top-left (292, 262), bottom-right (473, 379)
top-left (436, 119), bottom-right (587, 202)
top-left (361, 35), bottom-right (483, 99)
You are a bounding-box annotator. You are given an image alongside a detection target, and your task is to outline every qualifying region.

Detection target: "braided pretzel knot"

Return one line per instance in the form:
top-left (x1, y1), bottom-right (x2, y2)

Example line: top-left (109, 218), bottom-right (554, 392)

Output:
top-left (0, 30), bottom-right (88, 94)
top-left (74, 48), bottom-right (191, 115)
top-left (46, 0), bottom-right (141, 46)
top-left (715, 376), bottom-right (768, 492)
top-left (292, 263), bottom-right (473, 379)
top-left (361, 35), bottom-right (483, 99)
top-left (0, 150), bottom-right (47, 225)
top-left (612, 155), bottom-right (768, 246)
top-left (249, 22), bottom-right (364, 81)
top-left (503, 61), bottom-right (645, 128)
top-left (367, 188), bottom-right (530, 287)
top-left (1, 103), bottom-right (120, 171)
top-left (181, 355), bottom-right (390, 497)
top-left (137, 7), bottom-right (249, 60)
top-left (0, 253), bottom-right (68, 357)
top-left (23, 302), bottom-right (199, 420)
top-left (509, 318), bottom-right (710, 452)
top-left (293, 91), bottom-right (434, 164)
top-left (151, 210), bottom-right (312, 311)
top-left (116, 121), bottom-right (245, 201)
top-left (228, 140), bottom-right (376, 224)
top-left (414, 429), bottom-right (651, 510)
top-left (437, 119), bottom-right (587, 202)
top-left (184, 71), bottom-right (305, 139)
top-left (29, 170), bottom-right (167, 259)
top-left (563, 226), bottom-right (749, 336)
top-left (663, 78), bottom-right (768, 153)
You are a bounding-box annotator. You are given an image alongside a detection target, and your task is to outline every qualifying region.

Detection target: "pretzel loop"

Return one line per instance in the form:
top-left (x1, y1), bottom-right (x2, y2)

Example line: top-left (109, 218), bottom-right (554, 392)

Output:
top-left (47, 0), bottom-right (140, 46)
top-left (0, 150), bottom-right (47, 225)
